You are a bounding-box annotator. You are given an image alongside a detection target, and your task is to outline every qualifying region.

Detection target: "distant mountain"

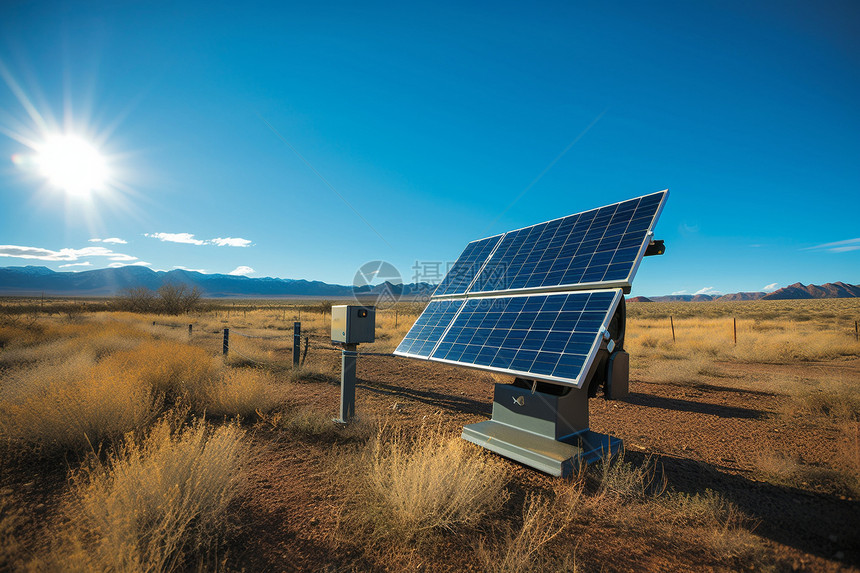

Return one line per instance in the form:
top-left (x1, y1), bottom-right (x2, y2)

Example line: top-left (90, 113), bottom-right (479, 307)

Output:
top-left (0, 266), bottom-right (435, 299)
top-left (648, 294), bottom-right (718, 302)
top-left (717, 292), bottom-right (766, 301)
top-left (761, 282), bottom-right (860, 300)
top-left (627, 296), bottom-right (653, 303)
top-left (637, 282), bottom-right (858, 302)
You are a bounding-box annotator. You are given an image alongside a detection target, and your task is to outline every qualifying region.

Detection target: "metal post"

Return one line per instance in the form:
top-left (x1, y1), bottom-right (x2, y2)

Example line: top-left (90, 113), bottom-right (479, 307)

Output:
top-left (293, 322), bottom-right (301, 366)
top-left (856, 321), bottom-right (858, 342)
top-left (395, 310), bottom-right (398, 328)
top-left (733, 317), bottom-right (737, 345)
top-left (222, 328), bottom-right (229, 355)
top-left (336, 344), bottom-right (358, 423)
top-left (670, 316), bottom-right (675, 342)
top-left (188, 324), bottom-right (193, 337)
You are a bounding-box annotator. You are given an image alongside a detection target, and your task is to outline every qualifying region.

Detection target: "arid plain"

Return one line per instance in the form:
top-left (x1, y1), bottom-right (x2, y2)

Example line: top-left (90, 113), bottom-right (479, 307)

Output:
top-left (1, 297), bottom-right (858, 572)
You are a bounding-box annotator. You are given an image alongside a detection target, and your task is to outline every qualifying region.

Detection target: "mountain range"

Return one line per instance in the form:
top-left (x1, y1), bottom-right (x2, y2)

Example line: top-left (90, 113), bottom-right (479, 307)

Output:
top-left (0, 266), bottom-right (433, 299)
top-left (627, 282), bottom-right (860, 303)
top-left (0, 266), bottom-right (857, 302)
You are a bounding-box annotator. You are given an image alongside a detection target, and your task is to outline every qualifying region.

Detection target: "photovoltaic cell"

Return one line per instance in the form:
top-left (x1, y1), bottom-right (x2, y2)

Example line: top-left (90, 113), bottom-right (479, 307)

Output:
top-left (468, 191), bottom-right (666, 294)
top-left (394, 299), bottom-right (464, 358)
top-left (429, 290), bottom-right (620, 385)
top-left (432, 234), bottom-right (503, 296)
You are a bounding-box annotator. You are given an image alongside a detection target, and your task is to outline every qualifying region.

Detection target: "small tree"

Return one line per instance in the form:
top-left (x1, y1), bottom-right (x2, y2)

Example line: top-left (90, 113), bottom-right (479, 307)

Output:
top-left (157, 283), bottom-right (202, 315)
top-left (116, 287), bottom-right (157, 313)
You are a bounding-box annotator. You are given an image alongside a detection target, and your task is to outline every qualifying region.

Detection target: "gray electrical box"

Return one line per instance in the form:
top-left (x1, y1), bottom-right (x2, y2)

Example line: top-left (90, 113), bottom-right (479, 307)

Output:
top-left (331, 305), bottom-right (376, 344)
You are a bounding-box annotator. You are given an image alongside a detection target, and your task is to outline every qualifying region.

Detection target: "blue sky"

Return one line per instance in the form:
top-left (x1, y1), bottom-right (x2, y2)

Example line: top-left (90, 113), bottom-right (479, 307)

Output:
top-left (0, 0), bottom-right (858, 297)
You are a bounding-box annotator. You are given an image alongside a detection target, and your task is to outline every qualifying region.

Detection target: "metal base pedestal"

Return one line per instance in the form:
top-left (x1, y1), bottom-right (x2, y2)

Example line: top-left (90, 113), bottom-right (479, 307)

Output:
top-left (461, 383), bottom-right (622, 477)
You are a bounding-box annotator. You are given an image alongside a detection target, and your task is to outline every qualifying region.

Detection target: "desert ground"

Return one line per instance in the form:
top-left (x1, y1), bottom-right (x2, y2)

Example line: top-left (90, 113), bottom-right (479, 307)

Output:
top-left (0, 297), bottom-right (858, 572)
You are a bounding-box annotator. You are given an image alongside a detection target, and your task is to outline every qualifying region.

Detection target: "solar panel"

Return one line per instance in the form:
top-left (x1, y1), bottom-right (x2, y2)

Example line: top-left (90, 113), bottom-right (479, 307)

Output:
top-left (396, 190), bottom-right (666, 388)
top-left (434, 190), bottom-right (667, 297)
top-left (431, 234), bottom-right (503, 297)
top-left (430, 290), bottom-right (621, 387)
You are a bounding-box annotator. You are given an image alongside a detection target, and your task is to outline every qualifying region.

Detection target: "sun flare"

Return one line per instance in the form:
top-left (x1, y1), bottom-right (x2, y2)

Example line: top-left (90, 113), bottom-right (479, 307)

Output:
top-left (36, 134), bottom-right (108, 197)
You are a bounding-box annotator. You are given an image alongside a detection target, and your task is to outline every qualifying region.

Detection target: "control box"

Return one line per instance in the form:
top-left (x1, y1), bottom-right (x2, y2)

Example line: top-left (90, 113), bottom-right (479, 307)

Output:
top-left (331, 305), bottom-right (376, 344)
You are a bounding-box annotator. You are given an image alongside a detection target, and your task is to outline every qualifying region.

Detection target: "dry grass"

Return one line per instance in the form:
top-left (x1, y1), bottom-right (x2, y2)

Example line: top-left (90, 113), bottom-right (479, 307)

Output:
top-left (366, 423), bottom-right (510, 540)
top-left (0, 352), bottom-right (158, 453)
top-left (260, 406), bottom-right (375, 443)
top-left (0, 488), bottom-right (23, 572)
top-left (0, 317), bottom-right (285, 454)
top-left (46, 416), bottom-right (248, 573)
top-left (190, 368), bottom-right (283, 418)
top-left (478, 480), bottom-right (584, 573)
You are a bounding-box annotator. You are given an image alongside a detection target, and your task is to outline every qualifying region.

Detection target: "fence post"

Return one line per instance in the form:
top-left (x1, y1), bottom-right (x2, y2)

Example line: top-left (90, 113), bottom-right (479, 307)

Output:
top-left (293, 322), bottom-right (301, 366)
top-left (856, 320), bottom-right (858, 342)
top-left (222, 328), bottom-right (229, 355)
top-left (733, 317), bottom-right (737, 345)
top-left (188, 324), bottom-right (193, 337)
top-left (395, 310), bottom-right (398, 328)
top-left (670, 316), bottom-right (676, 342)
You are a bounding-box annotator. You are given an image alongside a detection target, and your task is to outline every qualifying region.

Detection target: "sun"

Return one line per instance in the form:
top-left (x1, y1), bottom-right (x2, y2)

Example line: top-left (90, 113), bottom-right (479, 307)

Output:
top-left (36, 134), bottom-right (108, 197)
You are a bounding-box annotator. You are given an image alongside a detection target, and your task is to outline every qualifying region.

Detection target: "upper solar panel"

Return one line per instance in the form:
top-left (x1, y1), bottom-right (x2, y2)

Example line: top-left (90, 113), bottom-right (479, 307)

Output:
top-left (432, 190), bottom-right (667, 298)
top-left (394, 289), bottom-right (622, 387)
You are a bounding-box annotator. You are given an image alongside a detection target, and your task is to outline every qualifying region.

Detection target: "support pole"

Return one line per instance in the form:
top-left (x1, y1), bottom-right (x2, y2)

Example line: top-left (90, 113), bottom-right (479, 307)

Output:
top-left (293, 322), bottom-right (301, 366)
top-left (670, 316), bottom-right (676, 342)
top-left (855, 320), bottom-right (858, 342)
top-left (336, 344), bottom-right (358, 423)
top-left (733, 317), bottom-right (737, 345)
top-left (188, 324), bottom-right (193, 337)
top-left (222, 328), bottom-right (229, 355)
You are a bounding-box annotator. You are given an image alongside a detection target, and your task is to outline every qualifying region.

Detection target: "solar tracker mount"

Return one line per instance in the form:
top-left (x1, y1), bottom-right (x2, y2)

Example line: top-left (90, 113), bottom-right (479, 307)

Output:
top-left (395, 190), bottom-right (668, 476)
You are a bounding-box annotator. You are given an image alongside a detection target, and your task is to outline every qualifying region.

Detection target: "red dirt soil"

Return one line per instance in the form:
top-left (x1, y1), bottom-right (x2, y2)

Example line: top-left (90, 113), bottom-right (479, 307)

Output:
top-left (231, 351), bottom-right (859, 572)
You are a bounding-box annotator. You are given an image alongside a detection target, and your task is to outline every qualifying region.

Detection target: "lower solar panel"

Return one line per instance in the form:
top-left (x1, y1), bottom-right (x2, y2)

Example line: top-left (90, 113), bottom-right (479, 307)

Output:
top-left (394, 289), bottom-right (622, 388)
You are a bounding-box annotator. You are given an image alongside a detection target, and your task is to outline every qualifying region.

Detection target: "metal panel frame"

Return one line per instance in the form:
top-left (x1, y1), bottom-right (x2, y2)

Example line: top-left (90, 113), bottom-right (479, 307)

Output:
top-left (394, 289), bottom-right (623, 389)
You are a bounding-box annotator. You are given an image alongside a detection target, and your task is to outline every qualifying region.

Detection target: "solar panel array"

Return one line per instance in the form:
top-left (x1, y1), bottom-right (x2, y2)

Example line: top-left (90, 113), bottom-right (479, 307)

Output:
top-left (395, 190), bottom-right (667, 387)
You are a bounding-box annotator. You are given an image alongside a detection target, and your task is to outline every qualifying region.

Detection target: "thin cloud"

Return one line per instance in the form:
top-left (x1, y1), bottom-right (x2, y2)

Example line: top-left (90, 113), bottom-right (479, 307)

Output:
top-left (174, 265), bottom-right (207, 273)
top-left (671, 290), bottom-right (689, 295)
top-left (210, 237), bottom-right (252, 247)
top-left (59, 262), bottom-right (93, 268)
top-left (89, 237), bottom-right (128, 244)
top-left (144, 232), bottom-right (206, 245)
top-left (228, 266), bottom-right (254, 276)
top-left (0, 244), bottom-right (137, 262)
top-left (145, 233), bottom-right (252, 247)
top-left (694, 286), bottom-right (721, 296)
top-left (108, 261), bottom-right (152, 268)
top-left (762, 282), bottom-right (780, 292)
top-left (804, 238), bottom-right (860, 253)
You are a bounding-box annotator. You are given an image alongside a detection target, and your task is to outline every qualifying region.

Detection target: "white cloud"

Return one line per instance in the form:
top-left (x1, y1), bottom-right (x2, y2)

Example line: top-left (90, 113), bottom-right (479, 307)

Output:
top-left (89, 237), bottom-right (128, 244)
top-left (59, 262), bottom-right (93, 268)
top-left (671, 290), bottom-right (689, 295)
top-left (108, 261), bottom-right (152, 268)
top-left (805, 237), bottom-right (860, 253)
top-left (210, 237), bottom-right (252, 247)
top-left (228, 266), bottom-right (254, 276)
top-left (0, 244), bottom-right (137, 262)
top-left (144, 233), bottom-right (252, 248)
top-left (144, 232), bottom-right (206, 245)
top-left (694, 286), bottom-right (721, 296)
top-left (762, 282), bottom-right (780, 292)
top-left (174, 266), bottom-right (207, 273)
